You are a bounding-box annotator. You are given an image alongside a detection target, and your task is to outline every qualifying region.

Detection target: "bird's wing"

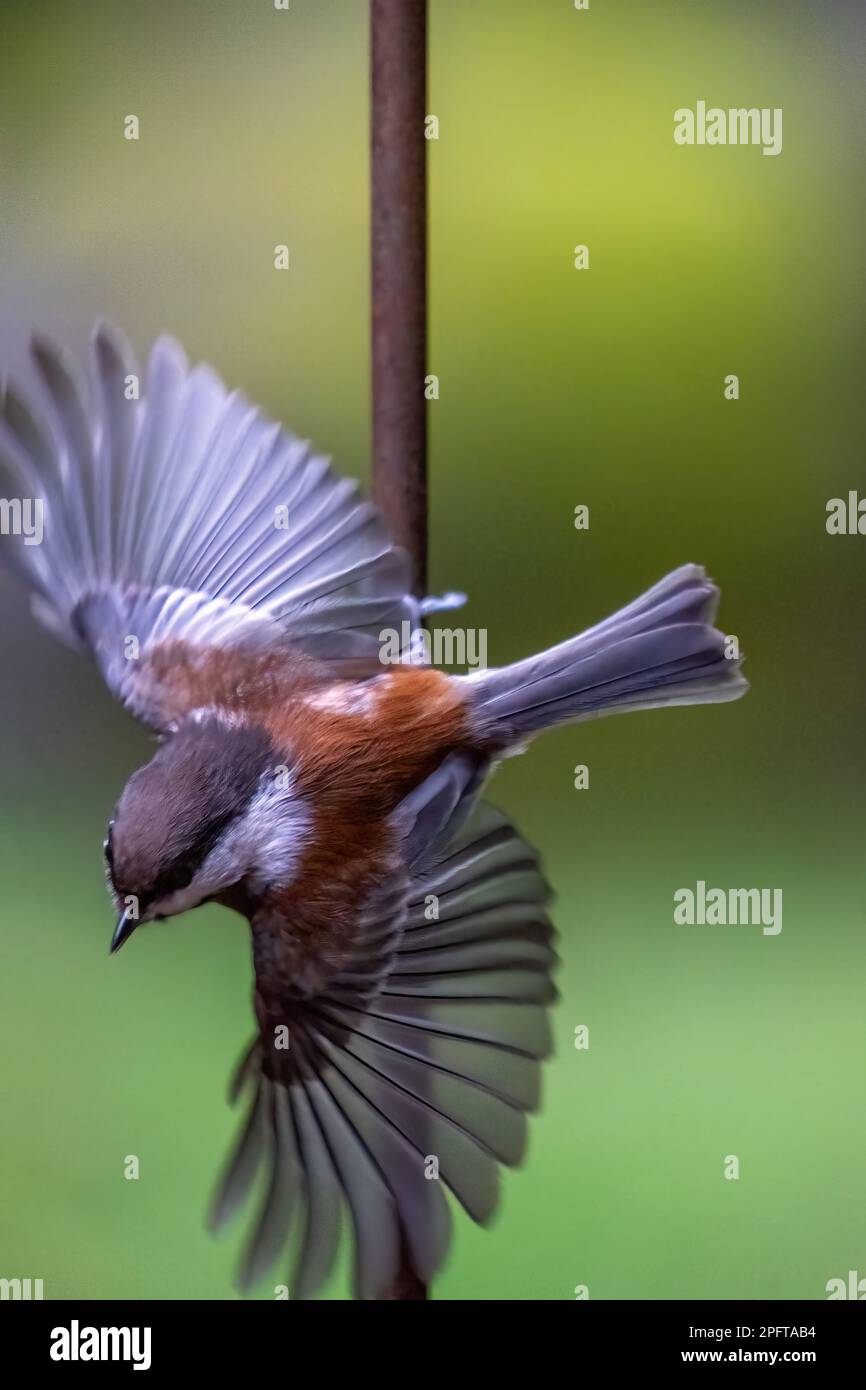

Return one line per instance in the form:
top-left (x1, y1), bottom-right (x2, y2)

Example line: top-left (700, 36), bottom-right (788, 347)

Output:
top-left (0, 324), bottom-right (434, 730)
top-left (213, 756), bottom-right (558, 1300)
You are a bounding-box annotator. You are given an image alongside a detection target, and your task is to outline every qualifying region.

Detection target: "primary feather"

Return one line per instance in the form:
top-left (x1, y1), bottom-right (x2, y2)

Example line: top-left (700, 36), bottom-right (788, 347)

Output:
top-left (0, 323), bottom-right (427, 727)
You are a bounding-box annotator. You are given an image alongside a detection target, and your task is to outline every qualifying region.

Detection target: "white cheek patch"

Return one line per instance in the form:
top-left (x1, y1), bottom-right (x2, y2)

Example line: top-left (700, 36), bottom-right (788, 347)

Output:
top-left (241, 773), bottom-right (313, 895)
top-left (150, 882), bottom-right (204, 919)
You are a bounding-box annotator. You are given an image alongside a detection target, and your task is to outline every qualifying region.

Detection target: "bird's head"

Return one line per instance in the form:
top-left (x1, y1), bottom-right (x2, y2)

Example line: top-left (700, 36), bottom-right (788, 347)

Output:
top-left (105, 714), bottom-right (309, 953)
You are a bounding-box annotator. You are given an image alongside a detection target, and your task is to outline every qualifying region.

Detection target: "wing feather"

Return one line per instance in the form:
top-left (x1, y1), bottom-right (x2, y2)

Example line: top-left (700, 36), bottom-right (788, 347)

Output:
top-left (214, 785), bottom-right (557, 1299)
top-left (0, 323), bottom-right (444, 728)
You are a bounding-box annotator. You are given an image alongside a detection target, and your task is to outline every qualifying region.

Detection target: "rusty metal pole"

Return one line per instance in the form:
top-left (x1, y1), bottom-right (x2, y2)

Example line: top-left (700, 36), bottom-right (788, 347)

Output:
top-left (370, 0), bottom-right (430, 1301)
top-left (371, 0), bottom-right (428, 599)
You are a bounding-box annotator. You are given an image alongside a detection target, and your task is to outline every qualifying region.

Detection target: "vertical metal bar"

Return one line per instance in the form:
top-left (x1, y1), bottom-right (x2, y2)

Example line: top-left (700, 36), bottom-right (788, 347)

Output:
top-left (371, 0), bottom-right (428, 600)
top-left (370, 0), bottom-right (430, 1301)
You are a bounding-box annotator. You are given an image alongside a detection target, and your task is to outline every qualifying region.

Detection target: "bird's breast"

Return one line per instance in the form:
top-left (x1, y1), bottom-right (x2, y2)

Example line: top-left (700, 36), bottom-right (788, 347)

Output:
top-left (251, 666), bottom-right (482, 995)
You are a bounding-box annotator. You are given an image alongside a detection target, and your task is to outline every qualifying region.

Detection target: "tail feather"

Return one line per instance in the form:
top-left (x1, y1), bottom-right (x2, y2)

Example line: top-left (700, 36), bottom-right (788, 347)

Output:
top-left (464, 565), bottom-right (747, 740)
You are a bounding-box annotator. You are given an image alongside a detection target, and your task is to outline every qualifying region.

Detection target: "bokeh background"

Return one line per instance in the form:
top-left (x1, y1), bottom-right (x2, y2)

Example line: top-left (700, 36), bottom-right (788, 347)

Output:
top-left (1, 0), bottom-right (864, 1300)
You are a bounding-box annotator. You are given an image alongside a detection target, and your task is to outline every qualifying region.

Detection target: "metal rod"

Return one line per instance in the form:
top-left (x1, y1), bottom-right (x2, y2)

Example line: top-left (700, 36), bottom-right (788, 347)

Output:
top-left (371, 0), bottom-right (428, 599)
top-left (370, 0), bottom-right (430, 1301)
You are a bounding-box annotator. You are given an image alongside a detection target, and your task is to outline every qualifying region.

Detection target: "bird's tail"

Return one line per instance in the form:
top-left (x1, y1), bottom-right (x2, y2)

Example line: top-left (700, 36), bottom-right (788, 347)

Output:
top-left (462, 565), bottom-right (747, 743)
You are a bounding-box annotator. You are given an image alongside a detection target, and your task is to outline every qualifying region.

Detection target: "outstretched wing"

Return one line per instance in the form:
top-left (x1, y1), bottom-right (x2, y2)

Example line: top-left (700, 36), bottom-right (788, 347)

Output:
top-left (212, 760), bottom-right (558, 1300)
top-left (0, 324), bottom-right (425, 729)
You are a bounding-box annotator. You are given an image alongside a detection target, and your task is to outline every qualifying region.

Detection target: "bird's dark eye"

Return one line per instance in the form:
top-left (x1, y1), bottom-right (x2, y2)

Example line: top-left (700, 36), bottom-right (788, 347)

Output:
top-left (104, 820), bottom-right (115, 874)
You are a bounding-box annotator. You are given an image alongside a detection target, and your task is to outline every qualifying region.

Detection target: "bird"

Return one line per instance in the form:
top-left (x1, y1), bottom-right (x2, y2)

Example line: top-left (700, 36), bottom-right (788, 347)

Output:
top-left (0, 323), bottom-right (748, 1299)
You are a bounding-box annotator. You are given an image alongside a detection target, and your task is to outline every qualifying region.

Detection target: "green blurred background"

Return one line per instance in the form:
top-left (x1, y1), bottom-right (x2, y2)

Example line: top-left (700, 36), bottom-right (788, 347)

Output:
top-left (1, 0), bottom-right (864, 1300)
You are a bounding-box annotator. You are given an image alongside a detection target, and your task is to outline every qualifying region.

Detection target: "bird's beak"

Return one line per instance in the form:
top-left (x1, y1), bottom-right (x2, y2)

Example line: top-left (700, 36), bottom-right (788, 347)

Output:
top-left (110, 909), bottom-right (138, 955)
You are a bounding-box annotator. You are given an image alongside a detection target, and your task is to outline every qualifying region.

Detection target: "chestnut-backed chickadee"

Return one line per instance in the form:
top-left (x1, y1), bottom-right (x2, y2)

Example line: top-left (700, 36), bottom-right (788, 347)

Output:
top-left (0, 325), bottom-right (747, 1298)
